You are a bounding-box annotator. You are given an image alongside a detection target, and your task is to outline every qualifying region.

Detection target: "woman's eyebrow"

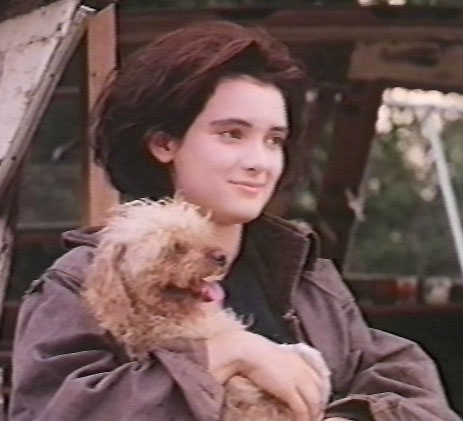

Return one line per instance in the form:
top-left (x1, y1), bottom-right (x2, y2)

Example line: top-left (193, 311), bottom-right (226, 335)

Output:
top-left (210, 118), bottom-right (288, 134)
top-left (270, 126), bottom-right (289, 136)
top-left (210, 118), bottom-right (252, 128)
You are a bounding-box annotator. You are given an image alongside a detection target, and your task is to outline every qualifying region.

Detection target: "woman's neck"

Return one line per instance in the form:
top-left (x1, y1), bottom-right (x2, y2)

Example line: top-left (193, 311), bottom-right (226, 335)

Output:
top-left (212, 223), bottom-right (243, 270)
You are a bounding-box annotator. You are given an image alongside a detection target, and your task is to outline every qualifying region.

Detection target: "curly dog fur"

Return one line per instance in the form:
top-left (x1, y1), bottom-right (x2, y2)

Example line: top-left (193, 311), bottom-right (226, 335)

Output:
top-left (82, 198), bottom-right (330, 421)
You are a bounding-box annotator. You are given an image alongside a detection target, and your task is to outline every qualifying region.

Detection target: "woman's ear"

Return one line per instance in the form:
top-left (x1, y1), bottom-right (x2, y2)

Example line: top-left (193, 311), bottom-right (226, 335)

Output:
top-left (146, 131), bottom-right (178, 163)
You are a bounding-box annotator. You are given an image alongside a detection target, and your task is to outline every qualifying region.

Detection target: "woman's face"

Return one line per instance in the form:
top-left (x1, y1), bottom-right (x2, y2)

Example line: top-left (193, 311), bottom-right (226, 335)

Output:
top-left (149, 76), bottom-right (287, 225)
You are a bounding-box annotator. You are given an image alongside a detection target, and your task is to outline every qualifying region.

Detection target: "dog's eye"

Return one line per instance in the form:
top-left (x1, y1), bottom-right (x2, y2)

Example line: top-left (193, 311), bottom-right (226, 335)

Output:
top-left (210, 251), bottom-right (227, 267)
top-left (173, 242), bottom-right (188, 255)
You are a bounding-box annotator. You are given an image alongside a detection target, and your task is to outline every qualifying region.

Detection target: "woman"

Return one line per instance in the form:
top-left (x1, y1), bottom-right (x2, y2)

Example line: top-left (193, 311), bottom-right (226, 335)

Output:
top-left (9, 21), bottom-right (459, 421)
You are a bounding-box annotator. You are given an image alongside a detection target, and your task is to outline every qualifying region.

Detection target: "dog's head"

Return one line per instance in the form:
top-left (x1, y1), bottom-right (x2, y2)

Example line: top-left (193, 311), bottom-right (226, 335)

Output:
top-left (91, 199), bottom-right (227, 317)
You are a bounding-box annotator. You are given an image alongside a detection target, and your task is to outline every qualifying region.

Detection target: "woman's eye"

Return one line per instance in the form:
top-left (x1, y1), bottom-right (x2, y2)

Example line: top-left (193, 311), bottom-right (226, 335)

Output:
top-left (219, 129), bottom-right (243, 140)
top-left (266, 135), bottom-right (286, 147)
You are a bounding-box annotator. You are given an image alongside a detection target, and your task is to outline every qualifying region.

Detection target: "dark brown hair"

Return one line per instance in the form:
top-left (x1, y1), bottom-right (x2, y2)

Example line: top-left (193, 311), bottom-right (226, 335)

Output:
top-left (92, 20), bottom-right (310, 199)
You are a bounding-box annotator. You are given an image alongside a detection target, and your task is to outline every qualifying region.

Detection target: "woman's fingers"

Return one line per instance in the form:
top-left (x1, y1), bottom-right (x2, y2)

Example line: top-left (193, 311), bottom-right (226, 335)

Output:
top-left (295, 373), bottom-right (324, 421)
top-left (219, 332), bottom-right (329, 419)
top-left (297, 385), bottom-right (323, 421)
top-left (273, 364), bottom-right (324, 420)
top-left (300, 363), bottom-right (328, 405)
top-left (286, 389), bottom-right (312, 421)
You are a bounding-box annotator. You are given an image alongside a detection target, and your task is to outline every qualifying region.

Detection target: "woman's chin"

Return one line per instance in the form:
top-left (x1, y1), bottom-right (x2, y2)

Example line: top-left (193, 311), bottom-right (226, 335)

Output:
top-left (211, 208), bottom-right (263, 226)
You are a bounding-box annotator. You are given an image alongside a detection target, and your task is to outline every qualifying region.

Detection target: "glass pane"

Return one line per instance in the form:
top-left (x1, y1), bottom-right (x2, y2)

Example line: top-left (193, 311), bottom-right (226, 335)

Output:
top-left (344, 89), bottom-right (463, 282)
top-left (9, 93), bottom-right (83, 299)
top-left (17, 95), bottom-right (83, 229)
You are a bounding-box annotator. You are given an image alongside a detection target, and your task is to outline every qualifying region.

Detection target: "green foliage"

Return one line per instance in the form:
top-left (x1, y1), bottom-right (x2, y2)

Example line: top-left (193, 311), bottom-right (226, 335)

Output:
top-left (345, 118), bottom-right (463, 278)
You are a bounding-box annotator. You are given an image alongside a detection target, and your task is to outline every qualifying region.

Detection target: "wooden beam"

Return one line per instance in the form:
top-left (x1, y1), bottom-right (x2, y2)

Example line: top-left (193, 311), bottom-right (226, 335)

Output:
top-left (317, 83), bottom-right (384, 266)
top-left (120, 26), bottom-right (463, 48)
top-left (84, 3), bottom-right (119, 226)
top-left (350, 41), bottom-right (463, 91)
top-left (117, 7), bottom-right (463, 47)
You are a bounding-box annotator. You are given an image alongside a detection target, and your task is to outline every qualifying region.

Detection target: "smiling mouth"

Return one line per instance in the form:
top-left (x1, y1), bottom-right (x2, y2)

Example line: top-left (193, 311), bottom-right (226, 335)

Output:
top-left (229, 181), bottom-right (265, 194)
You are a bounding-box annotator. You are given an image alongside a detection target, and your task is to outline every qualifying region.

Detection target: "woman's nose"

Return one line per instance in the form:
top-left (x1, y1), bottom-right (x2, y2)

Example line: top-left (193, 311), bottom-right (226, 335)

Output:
top-left (240, 141), bottom-right (269, 173)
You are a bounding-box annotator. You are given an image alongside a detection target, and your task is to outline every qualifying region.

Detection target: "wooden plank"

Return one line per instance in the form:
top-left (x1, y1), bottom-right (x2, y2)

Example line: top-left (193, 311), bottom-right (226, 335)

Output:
top-left (0, 0), bottom-right (90, 200)
top-left (350, 42), bottom-right (463, 91)
top-left (83, 3), bottom-right (119, 227)
top-left (120, 25), bottom-right (463, 48)
top-left (117, 7), bottom-right (463, 47)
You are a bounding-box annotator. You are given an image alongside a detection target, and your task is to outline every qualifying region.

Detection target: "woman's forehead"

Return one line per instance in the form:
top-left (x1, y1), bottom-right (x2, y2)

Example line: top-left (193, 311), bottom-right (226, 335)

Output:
top-left (196, 77), bottom-right (288, 128)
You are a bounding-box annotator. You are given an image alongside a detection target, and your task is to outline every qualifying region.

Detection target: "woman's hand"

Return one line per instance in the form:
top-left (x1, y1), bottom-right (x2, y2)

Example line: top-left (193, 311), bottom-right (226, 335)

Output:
top-left (206, 330), bottom-right (327, 421)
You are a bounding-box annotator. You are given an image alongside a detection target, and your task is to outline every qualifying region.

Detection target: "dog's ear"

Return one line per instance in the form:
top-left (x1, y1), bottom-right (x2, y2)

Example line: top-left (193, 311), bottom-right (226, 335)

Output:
top-left (82, 242), bottom-right (133, 335)
top-left (112, 243), bottom-right (127, 271)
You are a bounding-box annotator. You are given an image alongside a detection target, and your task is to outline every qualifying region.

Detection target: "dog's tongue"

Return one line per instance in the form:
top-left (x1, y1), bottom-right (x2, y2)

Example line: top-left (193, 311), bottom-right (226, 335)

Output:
top-left (200, 282), bottom-right (225, 304)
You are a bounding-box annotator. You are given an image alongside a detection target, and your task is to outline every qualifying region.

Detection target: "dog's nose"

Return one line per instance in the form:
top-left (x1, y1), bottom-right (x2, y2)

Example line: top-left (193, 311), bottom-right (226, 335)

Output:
top-left (210, 251), bottom-right (227, 267)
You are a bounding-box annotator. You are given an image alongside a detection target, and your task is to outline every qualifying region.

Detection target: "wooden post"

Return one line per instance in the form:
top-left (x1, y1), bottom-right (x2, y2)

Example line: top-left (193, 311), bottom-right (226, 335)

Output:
top-left (317, 83), bottom-right (384, 266)
top-left (84, 3), bottom-right (119, 227)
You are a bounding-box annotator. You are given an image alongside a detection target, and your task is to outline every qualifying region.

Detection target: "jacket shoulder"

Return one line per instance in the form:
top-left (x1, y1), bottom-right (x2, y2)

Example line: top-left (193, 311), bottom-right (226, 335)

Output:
top-left (46, 245), bottom-right (96, 289)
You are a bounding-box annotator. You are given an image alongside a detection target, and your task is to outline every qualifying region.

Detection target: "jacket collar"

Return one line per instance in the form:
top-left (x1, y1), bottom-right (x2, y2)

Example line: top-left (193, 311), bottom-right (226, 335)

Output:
top-left (62, 226), bottom-right (101, 249)
top-left (245, 213), bottom-right (320, 316)
top-left (62, 213), bottom-right (320, 316)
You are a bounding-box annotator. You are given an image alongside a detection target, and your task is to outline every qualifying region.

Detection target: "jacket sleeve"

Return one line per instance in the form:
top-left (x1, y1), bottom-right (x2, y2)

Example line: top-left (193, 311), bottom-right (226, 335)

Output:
top-left (299, 259), bottom-right (461, 421)
top-left (9, 268), bottom-right (224, 421)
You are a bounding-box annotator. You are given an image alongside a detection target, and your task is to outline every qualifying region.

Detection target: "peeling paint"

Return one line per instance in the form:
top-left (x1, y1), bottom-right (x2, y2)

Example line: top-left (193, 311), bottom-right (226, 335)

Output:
top-left (0, 0), bottom-right (86, 198)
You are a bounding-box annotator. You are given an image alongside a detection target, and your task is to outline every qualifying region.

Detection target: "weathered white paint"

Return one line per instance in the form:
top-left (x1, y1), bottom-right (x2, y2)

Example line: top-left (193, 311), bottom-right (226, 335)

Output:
top-left (0, 0), bottom-right (94, 323)
top-left (0, 0), bottom-right (92, 198)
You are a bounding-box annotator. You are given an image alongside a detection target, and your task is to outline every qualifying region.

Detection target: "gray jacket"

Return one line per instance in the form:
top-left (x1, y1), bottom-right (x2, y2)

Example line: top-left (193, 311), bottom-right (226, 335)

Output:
top-left (9, 214), bottom-right (461, 420)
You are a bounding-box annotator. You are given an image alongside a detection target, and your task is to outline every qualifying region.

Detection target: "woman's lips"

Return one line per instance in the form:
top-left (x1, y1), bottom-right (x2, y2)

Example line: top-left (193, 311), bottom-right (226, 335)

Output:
top-left (229, 181), bottom-right (265, 195)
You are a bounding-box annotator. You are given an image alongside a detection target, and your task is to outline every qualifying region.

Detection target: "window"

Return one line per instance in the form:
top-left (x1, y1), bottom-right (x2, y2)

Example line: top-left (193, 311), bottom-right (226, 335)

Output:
top-left (344, 88), bottom-right (463, 288)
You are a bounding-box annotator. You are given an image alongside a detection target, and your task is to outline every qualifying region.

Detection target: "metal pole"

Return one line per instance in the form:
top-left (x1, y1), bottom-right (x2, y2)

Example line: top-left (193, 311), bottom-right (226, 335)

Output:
top-left (421, 111), bottom-right (463, 283)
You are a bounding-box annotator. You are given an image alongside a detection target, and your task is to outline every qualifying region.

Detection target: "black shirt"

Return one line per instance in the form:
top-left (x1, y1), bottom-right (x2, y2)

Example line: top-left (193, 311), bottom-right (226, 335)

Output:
top-left (222, 245), bottom-right (295, 344)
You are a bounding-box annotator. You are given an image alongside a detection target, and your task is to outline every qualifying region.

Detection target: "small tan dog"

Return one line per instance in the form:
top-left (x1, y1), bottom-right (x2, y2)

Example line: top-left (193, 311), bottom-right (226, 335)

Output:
top-left (82, 198), bottom-right (331, 421)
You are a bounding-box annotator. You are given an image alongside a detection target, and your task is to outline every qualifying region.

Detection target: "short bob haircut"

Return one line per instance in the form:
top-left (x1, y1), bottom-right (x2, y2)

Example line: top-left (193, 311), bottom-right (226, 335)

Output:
top-left (92, 20), bottom-right (310, 199)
